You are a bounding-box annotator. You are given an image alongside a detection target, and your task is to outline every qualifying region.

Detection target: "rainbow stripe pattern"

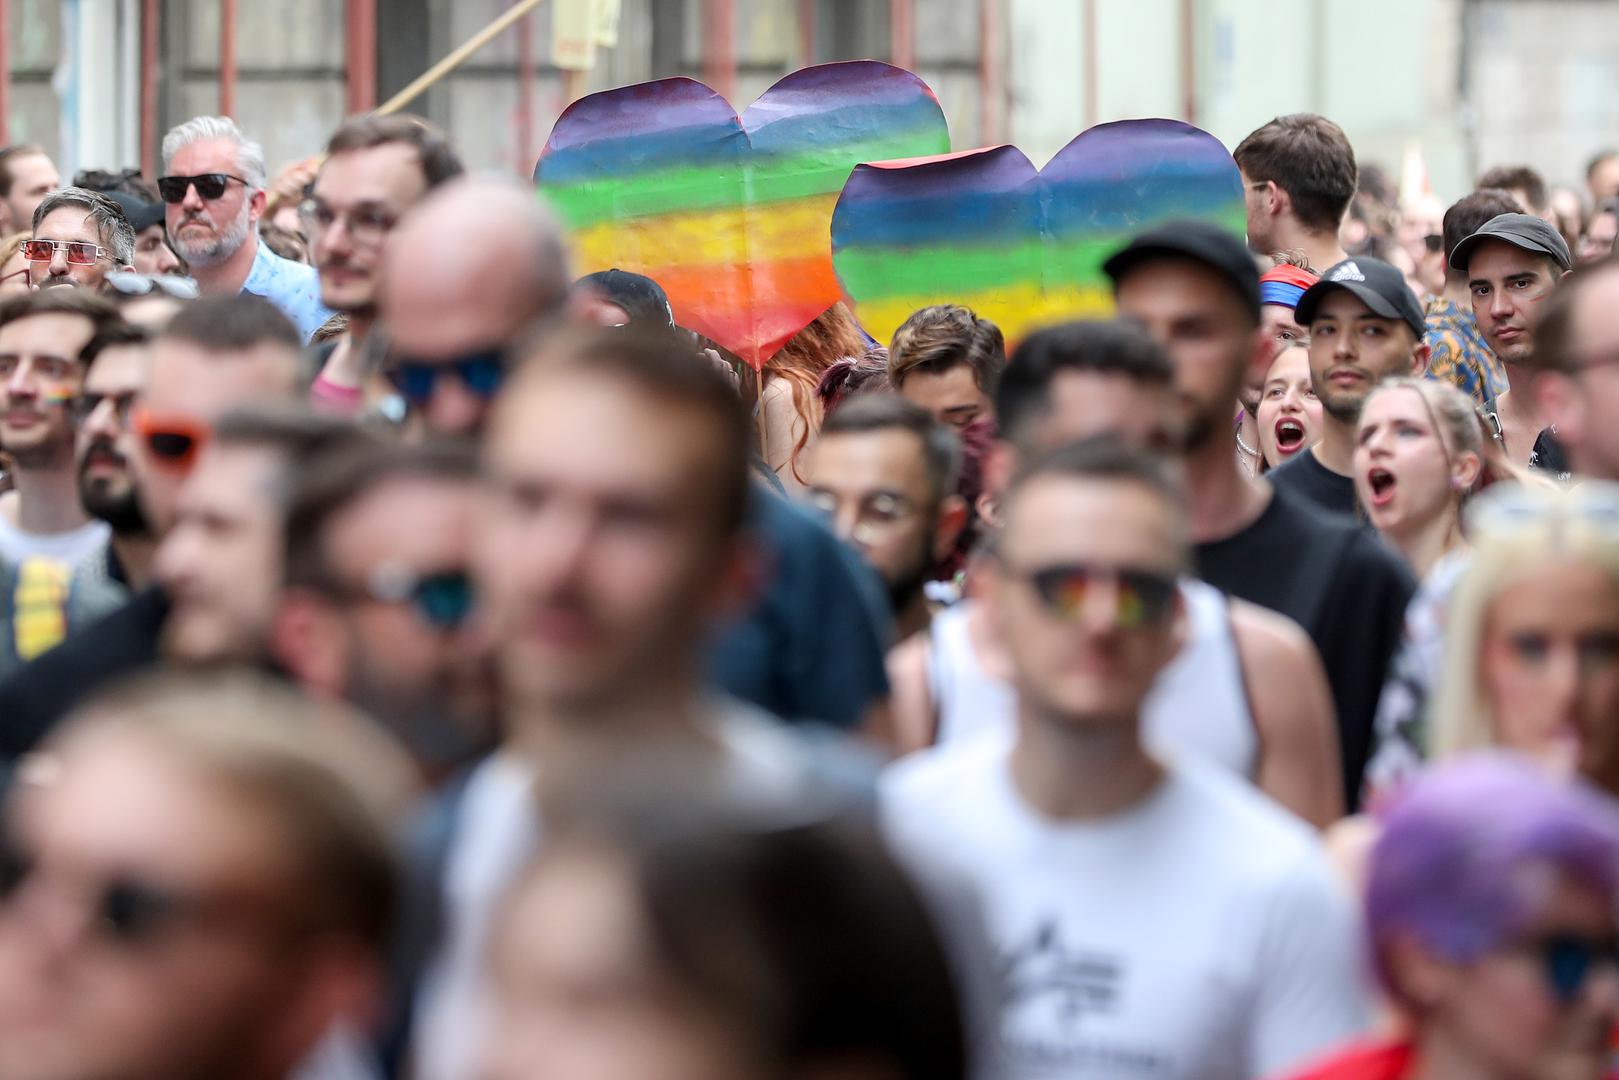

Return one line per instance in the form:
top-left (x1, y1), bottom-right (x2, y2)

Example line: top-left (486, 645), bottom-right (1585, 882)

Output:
top-left (831, 119), bottom-right (1246, 346)
top-left (536, 61), bottom-right (950, 368)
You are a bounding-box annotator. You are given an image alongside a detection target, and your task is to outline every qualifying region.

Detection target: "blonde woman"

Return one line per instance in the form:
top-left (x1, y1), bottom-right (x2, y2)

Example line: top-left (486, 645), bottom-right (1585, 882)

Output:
top-left (1427, 483), bottom-right (1619, 793)
top-left (1353, 378), bottom-right (1485, 580)
top-left (1346, 484), bottom-right (1619, 868)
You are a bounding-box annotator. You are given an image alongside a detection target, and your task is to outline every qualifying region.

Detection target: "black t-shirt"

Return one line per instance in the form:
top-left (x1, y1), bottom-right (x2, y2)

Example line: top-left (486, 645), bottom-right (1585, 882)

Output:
top-left (1196, 488), bottom-right (1415, 810)
top-left (1268, 448), bottom-right (1359, 521)
top-left (1531, 426), bottom-right (1572, 481)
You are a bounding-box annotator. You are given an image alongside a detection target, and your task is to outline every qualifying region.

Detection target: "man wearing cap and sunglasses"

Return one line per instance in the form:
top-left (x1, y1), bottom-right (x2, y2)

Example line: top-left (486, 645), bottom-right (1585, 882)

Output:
top-left (158, 116), bottom-right (332, 342)
top-left (1452, 211), bottom-right (1575, 471)
top-left (26, 188), bottom-right (135, 293)
top-left (1269, 255), bottom-right (1431, 521)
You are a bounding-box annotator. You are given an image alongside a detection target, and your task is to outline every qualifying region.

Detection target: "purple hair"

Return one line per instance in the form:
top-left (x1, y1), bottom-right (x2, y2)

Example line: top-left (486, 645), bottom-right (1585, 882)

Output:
top-left (1367, 753), bottom-right (1619, 1003)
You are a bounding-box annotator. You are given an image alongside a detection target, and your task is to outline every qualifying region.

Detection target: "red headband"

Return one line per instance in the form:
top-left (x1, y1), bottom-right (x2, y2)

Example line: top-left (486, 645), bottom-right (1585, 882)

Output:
top-left (1259, 264), bottom-right (1319, 290)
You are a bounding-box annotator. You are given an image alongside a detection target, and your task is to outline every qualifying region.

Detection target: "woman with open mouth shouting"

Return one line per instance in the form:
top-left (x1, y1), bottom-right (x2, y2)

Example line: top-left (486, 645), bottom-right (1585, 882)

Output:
top-left (1353, 377), bottom-right (1487, 580)
top-left (1255, 341), bottom-right (1322, 472)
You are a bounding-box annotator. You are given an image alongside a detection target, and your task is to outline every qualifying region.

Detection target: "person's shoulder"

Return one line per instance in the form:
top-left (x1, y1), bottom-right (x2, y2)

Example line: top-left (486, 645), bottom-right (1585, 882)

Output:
top-left (1267, 451), bottom-right (1311, 484)
top-left (1172, 760), bottom-right (1320, 855)
top-left (880, 729), bottom-right (1008, 815)
top-left (712, 697), bottom-right (881, 808)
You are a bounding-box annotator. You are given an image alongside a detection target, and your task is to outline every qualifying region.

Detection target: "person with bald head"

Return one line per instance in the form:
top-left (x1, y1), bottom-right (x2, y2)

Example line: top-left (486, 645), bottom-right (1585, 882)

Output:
top-left (0, 294), bottom-right (307, 758)
top-left (378, 177), bottom-right (571, 439)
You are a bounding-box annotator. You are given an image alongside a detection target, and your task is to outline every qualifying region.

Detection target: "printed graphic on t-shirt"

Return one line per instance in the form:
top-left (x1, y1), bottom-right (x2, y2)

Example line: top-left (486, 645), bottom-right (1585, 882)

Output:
top-left (996, 918), bottom-right (1170, 1076)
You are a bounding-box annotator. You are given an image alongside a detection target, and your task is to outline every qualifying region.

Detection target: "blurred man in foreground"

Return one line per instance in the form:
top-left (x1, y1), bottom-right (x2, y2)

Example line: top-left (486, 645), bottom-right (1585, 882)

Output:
top-left (0, 671), bottom-right (410, 1080)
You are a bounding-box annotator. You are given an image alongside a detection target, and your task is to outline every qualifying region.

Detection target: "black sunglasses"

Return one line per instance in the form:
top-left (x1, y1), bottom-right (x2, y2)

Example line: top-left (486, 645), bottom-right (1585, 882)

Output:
top-left (1536, 934), bottom-right (1619, 1004)
top-left (156, 173), bottom-right (251, 204)
top-left (385, 348), bottom-right (507, 407)
top-left (0, 841), bottom-right (207, 946)
top-left (339, 564), bottom-right (476, 630)
top-left (1423, 233), bottom-right (1445, 254)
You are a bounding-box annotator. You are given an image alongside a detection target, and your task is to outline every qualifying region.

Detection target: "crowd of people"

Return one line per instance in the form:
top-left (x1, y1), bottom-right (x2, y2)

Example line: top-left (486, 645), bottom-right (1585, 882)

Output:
top-left (0, 98), bottom-right (1615, 1080)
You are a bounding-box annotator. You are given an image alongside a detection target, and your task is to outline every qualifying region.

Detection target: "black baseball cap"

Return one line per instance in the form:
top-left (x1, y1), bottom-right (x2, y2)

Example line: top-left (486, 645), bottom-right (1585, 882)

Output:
top-left (1294, 256), bottom-right (1426, 339)
top-left (575, 268), bottom-right (675, 328)
top-left (1449, 212), bottom-right (1573, 273)
top-left (1102, 220), bottom-right (1261, 320)
top-left (103, 190), bottom-right (164, 233)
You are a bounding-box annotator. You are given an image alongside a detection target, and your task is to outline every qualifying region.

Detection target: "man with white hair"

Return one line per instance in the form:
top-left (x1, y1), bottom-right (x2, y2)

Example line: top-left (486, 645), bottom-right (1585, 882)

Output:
top-left (158, 116), bottom-right (332, 341)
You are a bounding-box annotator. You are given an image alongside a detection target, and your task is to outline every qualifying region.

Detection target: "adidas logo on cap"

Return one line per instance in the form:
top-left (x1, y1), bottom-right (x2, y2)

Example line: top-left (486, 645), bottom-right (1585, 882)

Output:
top-left (1330, 261), bottom-right (1366, 283)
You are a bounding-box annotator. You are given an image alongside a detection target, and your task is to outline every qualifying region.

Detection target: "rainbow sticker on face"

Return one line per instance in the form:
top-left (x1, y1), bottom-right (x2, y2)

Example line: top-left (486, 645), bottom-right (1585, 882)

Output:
top-left (831, 119), bottom-right (1246, 346)
top-left (536, 61), bottom-right (951, 369)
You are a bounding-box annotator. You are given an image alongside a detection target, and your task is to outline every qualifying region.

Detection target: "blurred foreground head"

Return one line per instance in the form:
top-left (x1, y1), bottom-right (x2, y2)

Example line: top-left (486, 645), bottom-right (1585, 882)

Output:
top-left (485, 789), bottom-right (968, 1080)
top-left (477, 324), bottom-right (754, 724)
top-left (377, 177), bottom-right (571, 440)
top-left (1368, 754), bottom-right (1619, 1079)
top-left (0, 670), bottom-right (412, 1080)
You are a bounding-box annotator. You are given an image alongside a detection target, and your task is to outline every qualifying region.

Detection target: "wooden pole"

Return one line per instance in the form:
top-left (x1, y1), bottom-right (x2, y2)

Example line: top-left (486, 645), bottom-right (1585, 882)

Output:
top-left (890, 0), bottom-right (914, 71)
top-left (701, 0), bottom-right (735, 104)
top-left (515, 0), bottom-right (534, 172)
top-left (375, 0), bottom-right (548, 117)
top-left (220, 0), bottom-right (237, 117)
top-left (0, 0), bottom-right (13, 146)
top-left (346, 0), bottom-right (378, 114)
top-left (140, 0), bottom-right (158, 176)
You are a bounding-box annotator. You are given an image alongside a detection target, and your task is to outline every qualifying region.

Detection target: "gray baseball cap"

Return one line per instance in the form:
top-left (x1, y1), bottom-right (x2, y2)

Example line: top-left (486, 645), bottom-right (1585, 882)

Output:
top-left (1450, 212), bottom-right (1572, 273)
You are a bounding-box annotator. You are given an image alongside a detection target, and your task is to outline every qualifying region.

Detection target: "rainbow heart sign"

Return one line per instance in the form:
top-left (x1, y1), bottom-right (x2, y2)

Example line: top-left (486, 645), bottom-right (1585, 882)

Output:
top-left (831, 119), bottom-right (1245, 345)
top-left (536, 61), bottom-right (950, 368)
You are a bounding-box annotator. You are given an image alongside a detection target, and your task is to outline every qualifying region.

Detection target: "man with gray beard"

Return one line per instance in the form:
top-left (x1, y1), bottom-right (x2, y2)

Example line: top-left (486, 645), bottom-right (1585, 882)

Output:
top-left (157, 116), bottom-right (332, 341)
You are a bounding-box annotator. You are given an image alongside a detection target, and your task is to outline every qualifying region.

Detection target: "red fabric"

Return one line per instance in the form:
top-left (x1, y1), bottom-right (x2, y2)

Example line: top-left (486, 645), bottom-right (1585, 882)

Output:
top-left (1260, 263), bottom-right (1320, 290)
top-left (1273, 1040), bottom-right (1414, 1080)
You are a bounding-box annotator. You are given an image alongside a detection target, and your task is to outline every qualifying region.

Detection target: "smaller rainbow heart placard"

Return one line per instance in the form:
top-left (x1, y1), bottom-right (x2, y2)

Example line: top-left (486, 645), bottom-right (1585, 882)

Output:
top-left (831, 119), bottom-right (1246, 346)
top-left (537, 61), bottom-right (951, 368)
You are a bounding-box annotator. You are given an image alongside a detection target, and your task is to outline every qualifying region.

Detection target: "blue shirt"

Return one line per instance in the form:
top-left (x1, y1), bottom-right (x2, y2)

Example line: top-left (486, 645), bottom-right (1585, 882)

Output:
top-left (241, 238), bottom-right (334, 343)
top-left (707, 488), bottom-right (892, 730)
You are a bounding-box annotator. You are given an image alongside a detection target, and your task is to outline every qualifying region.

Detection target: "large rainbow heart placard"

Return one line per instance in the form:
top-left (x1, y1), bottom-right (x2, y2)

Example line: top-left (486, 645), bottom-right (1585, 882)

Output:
top-left (536, 61), bottom-right (950, 368)
top-left (831, 119), bottom-right (1245, 345)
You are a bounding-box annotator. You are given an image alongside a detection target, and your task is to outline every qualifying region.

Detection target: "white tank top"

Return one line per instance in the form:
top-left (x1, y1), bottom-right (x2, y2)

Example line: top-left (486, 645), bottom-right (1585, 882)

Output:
top-left (928, 579), bottom-right (1259, 778)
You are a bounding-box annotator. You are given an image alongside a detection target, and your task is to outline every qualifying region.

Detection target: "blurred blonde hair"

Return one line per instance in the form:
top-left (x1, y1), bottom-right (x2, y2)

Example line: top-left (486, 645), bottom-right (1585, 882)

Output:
top-left (1431, 486), bottom-right (1619, 761)
top-left (0, 229), bottom-right (30, 268)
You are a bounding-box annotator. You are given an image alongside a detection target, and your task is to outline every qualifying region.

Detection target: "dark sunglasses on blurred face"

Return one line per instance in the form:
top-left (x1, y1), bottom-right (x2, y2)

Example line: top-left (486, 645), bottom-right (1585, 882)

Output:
top-left (385, 347), bottom-right (508, 407)
top-left (156, 173), bottom-right (251, 204)
top-left (0, 837), bottom-right (244, 948)
top-left (1423, 233), bottom-right (1444, 254)
top-left (339, 562), bottom-right (476, 630)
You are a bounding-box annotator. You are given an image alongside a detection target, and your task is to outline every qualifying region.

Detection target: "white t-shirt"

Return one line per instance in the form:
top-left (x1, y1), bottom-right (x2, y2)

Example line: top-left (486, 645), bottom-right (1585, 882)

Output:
top-left (410, 701), bottom-right (860, 1080)
top-left (0, 514), bottom-right (109, 567)
top-left (880, 733), bottom-right (1371, 1080)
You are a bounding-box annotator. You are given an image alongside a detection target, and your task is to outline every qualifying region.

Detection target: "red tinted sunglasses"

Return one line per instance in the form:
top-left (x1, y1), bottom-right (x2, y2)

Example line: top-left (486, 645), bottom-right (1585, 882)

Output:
top-left (132, 407), bottom-right (211, 472)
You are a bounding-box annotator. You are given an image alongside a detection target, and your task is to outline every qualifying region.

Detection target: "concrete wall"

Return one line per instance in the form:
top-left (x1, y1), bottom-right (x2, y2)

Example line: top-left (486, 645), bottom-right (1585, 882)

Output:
top-left (8, 0), bottom-right (1619, 210)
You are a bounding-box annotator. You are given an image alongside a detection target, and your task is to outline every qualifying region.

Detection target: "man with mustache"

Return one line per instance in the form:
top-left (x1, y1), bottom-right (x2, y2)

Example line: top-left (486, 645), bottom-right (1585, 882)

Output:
top-left (27, 188), bottom-right (135, 293)
top-left (0, 290), bottom-right (120, 567)
top-left (70, 323), bottom-right (157, 602)
top-left (159, 116), bottom-right (332, 341)
top-left (304, 114), bottom-right (463, 415)
top-left (1269, 256), bottom-right (1430, 520)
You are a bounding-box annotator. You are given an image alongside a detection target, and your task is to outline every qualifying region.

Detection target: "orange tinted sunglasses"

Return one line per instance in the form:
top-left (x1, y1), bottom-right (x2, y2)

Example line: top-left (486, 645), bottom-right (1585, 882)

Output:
top-left (132, 407), bottom-right (210, 472)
